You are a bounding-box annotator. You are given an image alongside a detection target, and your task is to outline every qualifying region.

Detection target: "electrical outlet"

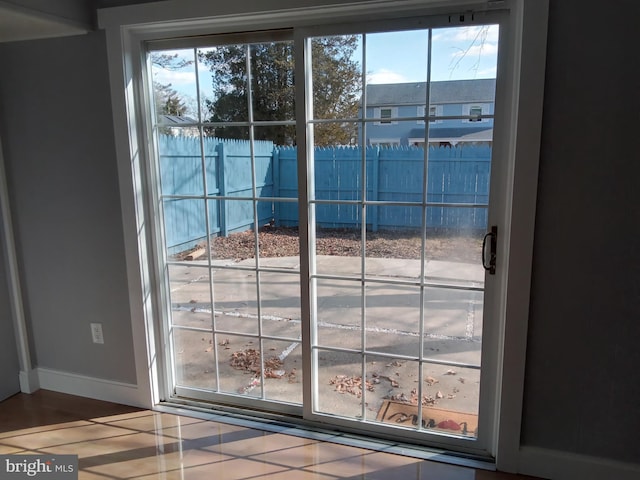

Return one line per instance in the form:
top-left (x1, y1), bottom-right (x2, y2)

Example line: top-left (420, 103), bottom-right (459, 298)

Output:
top-left (90, 323), bottom-right (104, 344)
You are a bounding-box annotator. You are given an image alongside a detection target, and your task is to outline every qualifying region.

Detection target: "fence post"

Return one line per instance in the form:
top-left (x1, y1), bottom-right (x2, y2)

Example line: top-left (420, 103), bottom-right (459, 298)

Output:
top-left (273, 146), bottom-right (280, 226)
top-left (371, 146), bottom-right (380, 232)
top-left (217, 141), bottom-right (228, 237)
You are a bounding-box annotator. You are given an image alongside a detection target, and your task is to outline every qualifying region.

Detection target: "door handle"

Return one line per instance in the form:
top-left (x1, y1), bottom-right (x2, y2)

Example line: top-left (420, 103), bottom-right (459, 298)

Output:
top-left (482, 225), bottom-right (497, 275)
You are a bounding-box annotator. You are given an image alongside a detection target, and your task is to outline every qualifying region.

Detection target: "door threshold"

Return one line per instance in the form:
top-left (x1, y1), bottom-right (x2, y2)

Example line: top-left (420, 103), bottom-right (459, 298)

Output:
top-left (155, 400), bottom-right (496, 471)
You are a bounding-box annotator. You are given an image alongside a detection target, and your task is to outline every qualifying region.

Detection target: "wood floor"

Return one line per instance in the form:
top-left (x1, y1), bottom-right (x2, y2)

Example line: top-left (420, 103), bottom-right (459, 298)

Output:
top-left (0, 390), bottom-right (539, 479)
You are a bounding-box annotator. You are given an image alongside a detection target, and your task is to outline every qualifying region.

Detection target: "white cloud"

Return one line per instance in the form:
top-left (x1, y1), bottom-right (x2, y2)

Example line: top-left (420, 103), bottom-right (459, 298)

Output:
top-left (367, 69), bottom-right (408, 84)
top-left (477, 67), bottom-right (497, 76)
top-left (154, 70), bottom-right (196, 86)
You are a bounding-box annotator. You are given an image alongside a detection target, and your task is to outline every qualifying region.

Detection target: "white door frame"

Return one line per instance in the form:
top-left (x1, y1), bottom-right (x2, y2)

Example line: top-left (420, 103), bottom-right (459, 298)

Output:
top-left (99, 0), bottom-right (548, 471)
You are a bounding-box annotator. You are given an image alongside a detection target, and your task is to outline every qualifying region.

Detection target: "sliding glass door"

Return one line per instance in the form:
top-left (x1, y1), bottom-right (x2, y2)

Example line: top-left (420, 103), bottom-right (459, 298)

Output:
top-left (147, 9), bottom-right (505, 454)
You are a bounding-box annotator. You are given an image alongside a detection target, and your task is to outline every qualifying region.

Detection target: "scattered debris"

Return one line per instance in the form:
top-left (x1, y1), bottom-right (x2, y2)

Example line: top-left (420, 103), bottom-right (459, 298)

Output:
top-left (238, 377), bottom-right (261, 394)
top-left (389, 392), bottom-right (411, 403)
top-left (458, 377), bottom-right (466, 384)
top-left (436, 390), bottom-right (444, 399)
top-left (445, 369), bottom-right (457, 375)
top-left (229, 348), bottom-right (283, 378)
top-left (410, 388), bottom-right (437, 406)
top-left (329, 375), bottom-right (375, 398)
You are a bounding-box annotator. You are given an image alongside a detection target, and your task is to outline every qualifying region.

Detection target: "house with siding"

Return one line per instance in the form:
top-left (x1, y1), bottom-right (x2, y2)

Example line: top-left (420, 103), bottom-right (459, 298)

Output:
top-left (365, 78), bottom-right (495, 147)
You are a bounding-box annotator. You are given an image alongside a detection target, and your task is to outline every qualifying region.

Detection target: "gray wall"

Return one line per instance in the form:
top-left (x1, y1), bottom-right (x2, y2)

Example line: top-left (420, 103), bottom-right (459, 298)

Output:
top-left (0, 209), bottom-right (20, 401)
top-left (0, 31), bottom-right (136, 384)
top-left (522, 0), bottom-right (640, 464)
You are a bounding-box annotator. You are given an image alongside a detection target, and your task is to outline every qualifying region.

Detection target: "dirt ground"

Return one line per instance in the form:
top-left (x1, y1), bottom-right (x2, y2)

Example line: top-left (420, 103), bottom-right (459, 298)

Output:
top-left (177, 225), bottom-right (483, 263)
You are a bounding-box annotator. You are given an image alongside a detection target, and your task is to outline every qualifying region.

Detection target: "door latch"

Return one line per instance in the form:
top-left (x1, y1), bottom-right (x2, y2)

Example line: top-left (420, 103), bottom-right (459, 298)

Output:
top-left (482, 225), bottom-right (497, 275)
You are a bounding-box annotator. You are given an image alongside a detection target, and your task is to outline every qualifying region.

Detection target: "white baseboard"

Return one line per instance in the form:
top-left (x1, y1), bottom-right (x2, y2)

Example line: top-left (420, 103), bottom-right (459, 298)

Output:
top-left (519, 446), bottom-right (640, 480)
top-left (19, 369), bottom-right (40, 393)
top-left (36, 368), bottom-right (145, 407)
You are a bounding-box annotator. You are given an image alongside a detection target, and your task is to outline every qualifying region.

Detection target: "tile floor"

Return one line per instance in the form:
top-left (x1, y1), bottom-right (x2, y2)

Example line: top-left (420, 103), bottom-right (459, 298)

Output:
top-left (0, 390), bottom-right (538, 479)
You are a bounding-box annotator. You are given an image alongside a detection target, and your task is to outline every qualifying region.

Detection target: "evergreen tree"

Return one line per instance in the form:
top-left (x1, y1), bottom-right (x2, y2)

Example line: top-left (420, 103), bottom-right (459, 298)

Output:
top-left (154, 82), bottom-right (188, 117)
top-left (151, 53), bottom-right (191, 118)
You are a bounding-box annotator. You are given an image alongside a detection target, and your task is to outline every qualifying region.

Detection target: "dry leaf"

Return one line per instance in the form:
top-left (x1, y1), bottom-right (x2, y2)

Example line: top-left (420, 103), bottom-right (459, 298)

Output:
top-left (436, 390), bottom-right (444, 399)
top-left (425, 376), bottom-right (438, 386)
top-left (445, 369), bottom-right (457, 375)
top-left (329, 375), bottom-right (375, 398)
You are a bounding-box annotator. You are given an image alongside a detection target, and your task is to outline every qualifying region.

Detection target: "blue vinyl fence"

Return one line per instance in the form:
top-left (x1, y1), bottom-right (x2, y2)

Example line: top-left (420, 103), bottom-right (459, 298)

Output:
top-left (159, 135), bottom-right (491, 253)
top-left (276, 145), bottom-right (490, 231)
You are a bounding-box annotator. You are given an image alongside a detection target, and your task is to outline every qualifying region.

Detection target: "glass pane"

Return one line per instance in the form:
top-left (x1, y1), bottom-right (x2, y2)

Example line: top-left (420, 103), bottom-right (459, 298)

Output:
top-left (310, 35), bottom-right (362, 121)
top-left (222, 144), bottom-right (255, 198)
top-left (313, 122), bottom-right (359, 148)
top-left (315, 221), bottom-right (362, 277)
top-left (423, 216), bottom-right (485, 284)
top-left (168, 264), bottom-right (212, 329)
top-left (257, 201), bottom-right (300, 270)
top-left (316, 279), bottom-right (361, 349)
top-left (429, 25), bottom-right (498, 148)
top-left (250, 42), bottom-right (295, 122)
top-left (150, 48), bottom-right (198, 124)
top-left (211, 268), bottom-right (258, 336)
top-left (163, 199), bottom-right (206, 259)
top-left (313, 124), bottom-right (362, 201)
top-left (365, 29), bottom-right (428, 124)
top-left (423, 287), bottom-right (483, 367)
top-left (364, 284), bottom-right (421, 357)
top-left (420, 363), bottom-right (480, 437)
top-left (215, 333), bottom-right (262, 397)
top-left (173, 327), bottom-right (216, 390)
top-left (262, 339), bottom-right (302, 405)
top-left (431, 25), bottom-right (499, 82)
top-left (258, 272), bottom-right (301, 339)
top-left (373, 362), bottom-right (479, 437)
top-left (198, 45), bottom-right (249, 124)
top-left (364, 208), bottom-right (424, 281)
top-left (366, 120), bottom-right (423, 148)
top-left (158, 132), bottom-right (204, 197)
top-left (254, 125), bottom-right (295, 150)
top-left (365, 356), bottom-right (419, 426)
top-left (208, 199), bottom-right (256, 261)
top-left (315, 350), bottom-right (363, 418)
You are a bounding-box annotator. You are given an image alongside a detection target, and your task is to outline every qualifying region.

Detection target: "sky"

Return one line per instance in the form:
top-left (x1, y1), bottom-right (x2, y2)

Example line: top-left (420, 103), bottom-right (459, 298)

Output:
top-left (152, 25), bottom-right (499, 116)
